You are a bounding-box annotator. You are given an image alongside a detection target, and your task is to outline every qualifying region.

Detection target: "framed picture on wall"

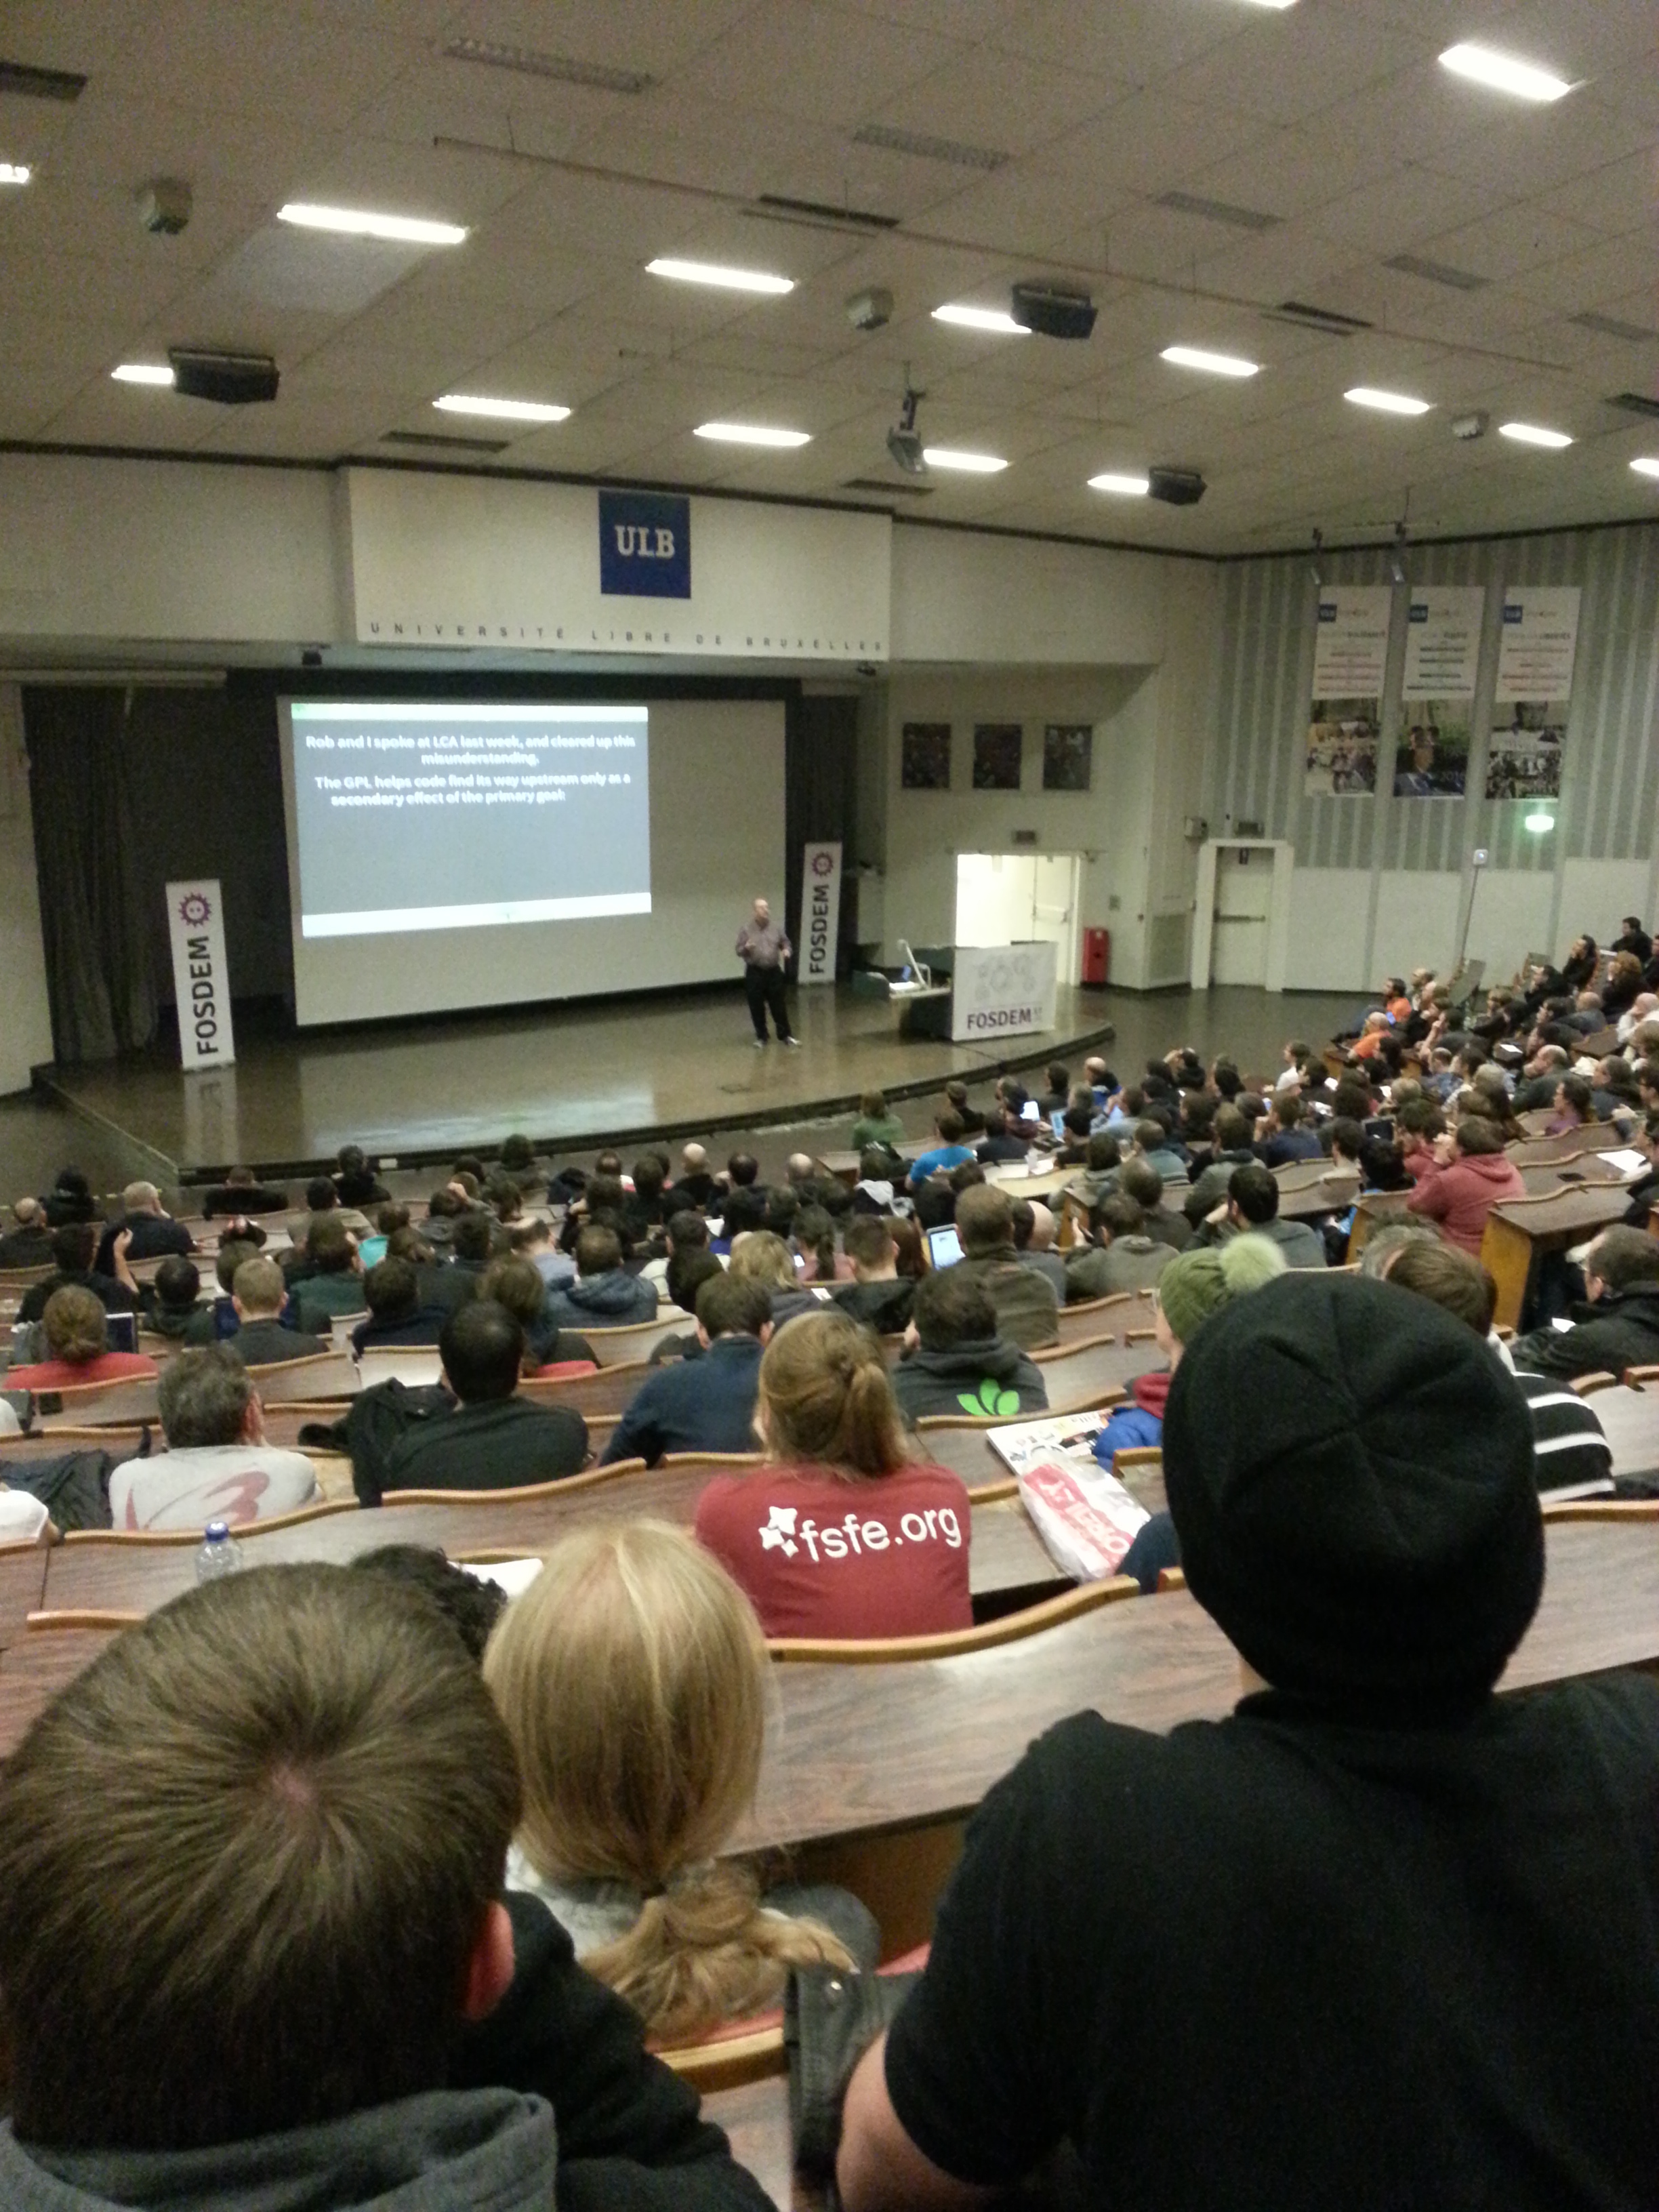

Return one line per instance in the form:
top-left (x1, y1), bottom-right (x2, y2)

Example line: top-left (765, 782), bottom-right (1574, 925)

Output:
top-left (901, 722), bottom-right (951, 790)
top-left (1043, 723), bottom-right (1092, 791)
top-left (973, 722), bottom-right (1023, 790)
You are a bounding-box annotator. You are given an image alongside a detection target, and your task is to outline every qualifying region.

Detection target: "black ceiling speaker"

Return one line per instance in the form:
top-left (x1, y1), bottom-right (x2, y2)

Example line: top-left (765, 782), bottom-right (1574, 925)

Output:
top-left (1009, 281), bottom-right (1097, 340)
top-left (168, 346), bottom-right (280, 404)
top-left (1148, 466), bottom-right (1206, 506)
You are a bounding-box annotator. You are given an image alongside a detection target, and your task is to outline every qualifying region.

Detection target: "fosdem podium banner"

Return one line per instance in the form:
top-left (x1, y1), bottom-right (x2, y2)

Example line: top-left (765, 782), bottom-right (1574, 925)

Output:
top-left (952, 943), bottom-right (1057, 1043)
top-left (167, 879), bottom-right (236, 1069)
top-left (799, 841), bottom-right (842, 986)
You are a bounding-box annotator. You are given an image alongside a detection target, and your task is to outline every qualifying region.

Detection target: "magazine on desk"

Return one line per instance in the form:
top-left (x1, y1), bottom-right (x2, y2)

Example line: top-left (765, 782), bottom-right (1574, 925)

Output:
top-left (987, 1412), bottom-right (1149, 1583)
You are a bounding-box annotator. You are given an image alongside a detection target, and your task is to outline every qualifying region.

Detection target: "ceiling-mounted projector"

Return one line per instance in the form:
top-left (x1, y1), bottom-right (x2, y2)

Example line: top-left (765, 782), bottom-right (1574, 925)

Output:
top-left (167, 346), bottom-right (279, 404)
top-left (1148, 466), bottom-right (1206, 506)
top-left (887, 375), bottom-right (927, 474)
top-left (1010, 281), bottom-right (1097, 340)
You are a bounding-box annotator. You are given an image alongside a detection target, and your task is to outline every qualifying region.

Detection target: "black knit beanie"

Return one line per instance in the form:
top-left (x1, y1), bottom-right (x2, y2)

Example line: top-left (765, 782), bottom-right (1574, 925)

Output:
top-left (1164, 1273), bottom-right (1543, 1711)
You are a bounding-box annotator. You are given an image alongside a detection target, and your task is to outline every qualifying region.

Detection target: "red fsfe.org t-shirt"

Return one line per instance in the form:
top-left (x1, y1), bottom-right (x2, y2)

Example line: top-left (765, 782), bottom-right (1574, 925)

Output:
top-left (694, 1460), bottom-right (973, 1641)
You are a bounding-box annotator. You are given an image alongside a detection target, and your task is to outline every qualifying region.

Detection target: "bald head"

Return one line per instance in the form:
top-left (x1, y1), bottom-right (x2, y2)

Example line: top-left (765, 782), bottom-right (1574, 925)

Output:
top-left (12, 1197), bottom-right (41, 1229)
top-left (786, 1153), bottom-right (815, 1185)
top-left (680, 1143), bottom-right (708, 1174)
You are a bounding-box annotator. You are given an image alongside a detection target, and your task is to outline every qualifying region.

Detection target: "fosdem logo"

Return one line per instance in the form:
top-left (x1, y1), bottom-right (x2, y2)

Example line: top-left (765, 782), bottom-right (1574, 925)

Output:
top-left (178, 891), bottom-right (212, 926)
top-left (811, 850), bottom-right (834, 876)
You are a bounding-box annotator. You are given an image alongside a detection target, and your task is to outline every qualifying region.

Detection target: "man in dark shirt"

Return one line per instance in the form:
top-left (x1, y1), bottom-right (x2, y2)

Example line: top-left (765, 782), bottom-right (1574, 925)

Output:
top-left (18, 1223), bottom-right (138, 1323)
top-left (94, 1181), bottom-right (194, 1277)
top-left (373, 1300), bottom-right (588, 1501)
top-left (1613, 914), bottom-right (1652, 966)
top-left (202, 1166), bottom-right (289, 1216)
top-left (224, 1254), bottom-right (327, 1366)
top-left (832, 1216), bottom-right (916, 1334)
top-left (837, 1274), bottom-right (1659, 2212)
top-left (1252, 1091), bottom-right (1324, 1166)
top-left (600, 1273), bottom-right (770, 1466)
top-left (973, 1108), bottom-right (1029, 1164)
top-left (350, 1256), bottom-right (448, 1353)
top-left (332, 1143), bottom-right (389, 1209)
top-left (0, 1197), bottom-right (54, 1271)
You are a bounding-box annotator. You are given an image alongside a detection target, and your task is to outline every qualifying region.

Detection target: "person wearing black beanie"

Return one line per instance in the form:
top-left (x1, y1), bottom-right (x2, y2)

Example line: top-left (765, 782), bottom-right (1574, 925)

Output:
top-left (838, 1272), bottom-right (1659, 2212)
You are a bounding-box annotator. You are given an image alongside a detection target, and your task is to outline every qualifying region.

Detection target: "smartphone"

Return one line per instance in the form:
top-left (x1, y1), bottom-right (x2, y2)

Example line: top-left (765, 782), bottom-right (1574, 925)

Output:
top-left (105, 1311), bottom-right (139, 1355)
top-left (1050, 1109), bottom-right (1067, 1140)
top-left (926, 1224), bottom-right (964, 1269)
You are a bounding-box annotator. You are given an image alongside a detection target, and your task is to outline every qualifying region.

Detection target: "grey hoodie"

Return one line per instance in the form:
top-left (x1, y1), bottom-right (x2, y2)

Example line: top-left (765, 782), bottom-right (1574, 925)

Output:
top-left (0, 2087), bottom-right (556, 2212)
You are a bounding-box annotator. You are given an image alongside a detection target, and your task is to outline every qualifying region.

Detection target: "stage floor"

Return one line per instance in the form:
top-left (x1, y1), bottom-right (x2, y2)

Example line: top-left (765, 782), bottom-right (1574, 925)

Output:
top-left (36, 981), bottom-right (1359, 1183)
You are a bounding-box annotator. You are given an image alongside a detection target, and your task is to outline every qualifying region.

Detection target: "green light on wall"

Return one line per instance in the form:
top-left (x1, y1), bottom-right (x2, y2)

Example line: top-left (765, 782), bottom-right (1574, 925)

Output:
top-left (1523, 808), bottom-right (1555, 834)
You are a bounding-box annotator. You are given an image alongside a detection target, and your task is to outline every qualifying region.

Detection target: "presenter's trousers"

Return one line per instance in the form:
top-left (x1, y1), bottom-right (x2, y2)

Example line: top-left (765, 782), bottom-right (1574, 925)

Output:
top-left (745, 963), bottom-right (794, 1042)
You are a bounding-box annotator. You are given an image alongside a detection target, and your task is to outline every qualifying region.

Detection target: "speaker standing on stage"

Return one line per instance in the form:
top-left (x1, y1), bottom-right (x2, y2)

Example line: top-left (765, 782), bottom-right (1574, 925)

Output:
top-left (736, 897), bottom-right (798, 1048)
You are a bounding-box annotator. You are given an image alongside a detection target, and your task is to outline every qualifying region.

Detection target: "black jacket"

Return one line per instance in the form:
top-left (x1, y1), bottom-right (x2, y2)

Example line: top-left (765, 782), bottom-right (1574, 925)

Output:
top-left (831, 1276), bottom-right (917, 1334)
top-left (231, 1316), bottom-right (329, 1366)
top-left (0, 1225), bottom-right (54, 1269)
top-left (600, 1332), bottom-right (764, 1467)
top-left (1512, 1285), bottom-right (1659, 1380)
top-left (94, 1213), bottom-right (194, 1275)
top-left (456, 1890), bottom-right (772, 2212)
top-left (377, 1393), bottom-right (589, 1498)
top-left (891, 1334), bottom-right (1049, 1422)
top-left (18, 1267), bottom-right (137, 1323)
top-left (203, 1181), bottom-right (289, 1216)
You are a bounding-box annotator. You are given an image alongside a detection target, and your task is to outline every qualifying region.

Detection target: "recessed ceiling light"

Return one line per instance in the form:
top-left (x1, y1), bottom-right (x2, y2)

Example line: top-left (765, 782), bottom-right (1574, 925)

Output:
top-left (0, 161), bottom-right (30, 186)
top-left (1162, 344), bottom-right (1260, 378)
top-left (933, 303), bottom-right (1029, 336)
top-left (1345, 387), bottom-right (1431, 416)
top-left (694, 422), bottom-right (811, 447)
top-left (277, 201), bottom-right (468, 246)
top-left (922, 447), bottom-right (1008, 473)
top-left (1439, 43), bottom-right (1571, 102)
top-left (1523, 808), bottom-right (1556, 834)
top-left (1499, 421), bottom-right (1572, 449)
top-left (434, 394), bottom-right (570, 423)
top-left (111, 363), bottom-right (176, 386)
top-left (1631, 458), bottom-right (1659, 480)
top-left (1089, 472), bottom-right (1151, 496)
top-left (646, 257), bottom-right (793, 295)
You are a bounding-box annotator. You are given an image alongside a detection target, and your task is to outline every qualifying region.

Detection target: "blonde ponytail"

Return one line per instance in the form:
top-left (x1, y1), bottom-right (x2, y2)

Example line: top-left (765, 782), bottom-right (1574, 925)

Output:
top-left (756, 1309), bottom-right (908, 1477)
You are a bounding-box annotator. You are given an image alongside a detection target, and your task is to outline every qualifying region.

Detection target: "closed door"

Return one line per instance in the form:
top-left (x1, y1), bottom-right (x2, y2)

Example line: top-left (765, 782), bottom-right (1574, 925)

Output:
top-left (1211, 847), bottom-right (1271, 984)
top-left (1031, 853), bottom-right (1080, 983)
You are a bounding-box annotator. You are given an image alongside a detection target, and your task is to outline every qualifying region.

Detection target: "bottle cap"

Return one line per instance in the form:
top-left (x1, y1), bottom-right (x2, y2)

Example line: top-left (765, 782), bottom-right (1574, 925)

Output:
top-left (204, 1520), bottom-right (230, 1540)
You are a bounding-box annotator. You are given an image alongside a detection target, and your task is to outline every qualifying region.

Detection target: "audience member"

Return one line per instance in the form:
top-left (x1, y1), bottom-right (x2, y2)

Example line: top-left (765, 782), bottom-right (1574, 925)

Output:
top-left (850, 1090), bottom-right (905, 1152)
top-left (793, 1203), bottom-right (850, 1283)
top-left (486, 1521), bottom-right (872, 2041)
top-left (1510, 1225), bottom-right (1659, 1380)
top-left (201, 1164), bottom-right (289, 1216)
top-left (1405, 1116), bottom-right (1525, 1255)
top-left (851, 1146), bottom-right (900, 1214)
top-left (482, 1255), bottom-right (596, 1372)
top-left (91, 1180), bottom-right (194, 1277)
top-left (953, 1184), bottom-right (1059, 1349)
top-left (41, 1166), bottom-right (96, 1227)
top-left (1118, 1157), bottom-right (1191, 1252)
top-left (973, 1108), bottom-right (1029, 1164)
top-left (727, 1229), bottom-right (819, 1329)
top-left (0, 1196), bottom-right (54, 1269)
top-left (601, 1274), bottom-right (771, 1466)
top-left (695, 1309), bottom-right (972, 1639)
top-left (1204, 1162), bottom-right (1327, 1269)
top-left (836, 1271), bottom-right (1659, 2212)
top-left (351, 1255), bottom-right (449, 1354)
top-left (5, 1284), bottom-right (157, 1393)
top-left (112, 1345), bottom-right (319, 1531)
top-left (1009, 1198), bottom-right (1067, 1294)
top-left (670, 1141), bottom-right (717, 1211)
top-left (332, 1142), bottom-right (389, 1208)
top-left (831, 1216), bottom-right (915, 1334)
top-left (892, 1267), bottom-right (1048, 1422)
top-left (138, 1252), bottom-right (207, 1343)
top-left (0, 1563), bottom-right (772, 2212)
top-left (293, 1218), bottom-right (367, 1335)
top-left (907, 1110), bottom-right (974, 1188)
top-left (1253, 1092), bottom-right (1323, 1166)
top-left (373, 1302), bottom-right (588, 1500)
top-left (1065, 1193), bottom-right (1173, 1299)
top-left (544, 1225), bottom-right (659, 1331)
top-left (349, 1540), bottom-right (508, 1661)
top-left (225, 1254), bottom-right (327, 1364)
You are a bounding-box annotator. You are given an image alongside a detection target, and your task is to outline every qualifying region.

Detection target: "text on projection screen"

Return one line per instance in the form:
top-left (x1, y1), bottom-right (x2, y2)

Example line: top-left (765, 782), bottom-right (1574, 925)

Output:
top-left (290, 701), bottom-right (651, 937)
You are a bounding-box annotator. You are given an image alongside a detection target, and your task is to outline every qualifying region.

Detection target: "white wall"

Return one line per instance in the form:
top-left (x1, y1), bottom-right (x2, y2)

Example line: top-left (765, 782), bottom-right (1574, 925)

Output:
top-left (1374, 872), bottom-right (1464, 983)
top-left (0, 684), bottom-right (54, 1092)
top-left (1283, 867), bottom-right (1370, 992)
top-left (890, 523), bottom-right (1172, 664)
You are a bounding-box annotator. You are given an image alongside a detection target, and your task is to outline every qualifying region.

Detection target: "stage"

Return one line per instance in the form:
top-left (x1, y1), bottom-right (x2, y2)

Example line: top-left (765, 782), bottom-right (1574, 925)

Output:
top-left (33, 981), bottom-right (1359, 1187)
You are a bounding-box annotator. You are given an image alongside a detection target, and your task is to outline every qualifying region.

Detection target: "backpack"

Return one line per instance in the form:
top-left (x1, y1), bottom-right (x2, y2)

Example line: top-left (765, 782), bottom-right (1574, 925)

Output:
top-left (298, 1377), bottom-right (453, 1507)
top-left (2, 1446), bottom-right (123, 1532)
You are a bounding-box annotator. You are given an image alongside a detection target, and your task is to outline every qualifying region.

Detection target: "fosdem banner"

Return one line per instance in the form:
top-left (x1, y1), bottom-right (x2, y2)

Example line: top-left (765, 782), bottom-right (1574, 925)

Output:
top-left (799, 840), bottom-right (842, 986)
top-left (166, 879), bottom-right (236, 1069)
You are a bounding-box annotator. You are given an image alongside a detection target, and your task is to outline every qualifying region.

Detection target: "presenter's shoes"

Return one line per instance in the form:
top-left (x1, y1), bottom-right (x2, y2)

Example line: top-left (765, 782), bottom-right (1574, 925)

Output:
top-left (752, 1036), bottom-right (769, 1048)
top-left (781, 1035), bottom-right (800, 1048)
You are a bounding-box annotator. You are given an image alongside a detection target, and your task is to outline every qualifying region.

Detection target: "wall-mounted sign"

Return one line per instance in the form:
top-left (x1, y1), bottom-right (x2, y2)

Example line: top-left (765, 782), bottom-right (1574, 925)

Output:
top-left (1397, 585), bottom-right (1484, 798)
top-left (166, 878), bottom-right (235, 1070)
top-left (1305, 584), bottom-right (1392, 797)
top-left (598, 490), bottom-right (691, 598)
top-left (799, 840), bottom-right (842, 986)
top-left (1488, 586), bottom-right (1581, 800)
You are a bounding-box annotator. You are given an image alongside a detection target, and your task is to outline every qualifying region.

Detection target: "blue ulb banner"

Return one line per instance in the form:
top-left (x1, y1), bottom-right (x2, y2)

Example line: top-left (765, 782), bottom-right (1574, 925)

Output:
top-left (598, 489), bottom-right (691, 598)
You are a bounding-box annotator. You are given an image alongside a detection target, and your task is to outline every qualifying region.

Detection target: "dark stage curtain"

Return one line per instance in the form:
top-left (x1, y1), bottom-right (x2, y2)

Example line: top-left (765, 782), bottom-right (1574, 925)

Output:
top-left (785, 693), bottom-right (858, 980)
top-left (24, 687), bottom-right (158, 1062)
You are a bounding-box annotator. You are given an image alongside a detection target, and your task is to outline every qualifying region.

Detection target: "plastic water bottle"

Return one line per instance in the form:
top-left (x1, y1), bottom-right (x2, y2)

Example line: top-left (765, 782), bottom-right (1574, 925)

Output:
top-left (194, 1520), bottom-right (243, 1583)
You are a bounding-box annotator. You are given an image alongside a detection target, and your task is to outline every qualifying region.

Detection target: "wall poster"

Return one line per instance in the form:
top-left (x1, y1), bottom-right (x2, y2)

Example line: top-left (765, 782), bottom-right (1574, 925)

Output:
top-left (972, 723), bottom-right (1024, 790)
top-left (1042, 724), bottom-right (1093, 791)
top-left (901, 722), bottom-right (951, 790)
top-left (1395, 585), bottom-right (1483, 797)
top-left (1304, 585), bottom-right (1391, 796)
top-left (1486, 586), bottom-right (1580, 800)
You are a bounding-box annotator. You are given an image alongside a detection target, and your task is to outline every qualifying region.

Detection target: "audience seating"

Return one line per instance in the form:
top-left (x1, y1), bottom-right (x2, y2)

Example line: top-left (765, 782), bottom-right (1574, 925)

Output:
top-left (246, 1351), bottom-right (362, 1402)
top-left (519, 1361), bottom-right (657, 1418)
top-left (1029, 1331), bottom-right (1162, 1404)
top-left (766, 1574), bottom-right (1139, 1663)
top-left (912, 1408), bottom-right (1123, 1488)
top-left (580, 1312), bottom-right (691, 1366)
top-left (37, 1374), bottom-right (161, 1428)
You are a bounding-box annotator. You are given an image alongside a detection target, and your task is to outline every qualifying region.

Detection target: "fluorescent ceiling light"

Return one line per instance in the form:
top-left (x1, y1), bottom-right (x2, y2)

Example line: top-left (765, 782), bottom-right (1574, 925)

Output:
top-left (1631, 458), bottom-right (1659, 480)
top-left (933, 303), bottom-right (1029, 336)
top-left (646, 257), bottom-right (793, 295)
top-left (1345, 386), bottom-right (1431, 415)
top-left (1162, 344), bottom-right (1260, 378)
top-left (277, 201), bottom-right (468, 246)
top-left (0, 162), bottom-right (30, 186)
top-left (1439, 42), bottom-right (1571, 103)
top-left (1523, 809), bottom-right (1555, 834)
top-left (1089, 471), bottom-right (1151, 496)
top-left (434, 393), bottom-right (569, 423)
top-left (922, 447), bottom-right (1008, 473)
top-left (111, 363), bottom-right (176, 386)
top-left (1233, 0), bottom-right (1298, 8)
top-left (694, 422), bottom-right (811, 447)
top-left (1499, 421), bottom-right (1572, 449)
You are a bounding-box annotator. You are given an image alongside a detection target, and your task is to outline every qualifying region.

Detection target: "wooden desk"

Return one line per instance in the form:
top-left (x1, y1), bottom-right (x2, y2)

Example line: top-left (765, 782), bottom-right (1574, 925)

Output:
top-left (1510, 1126), bottom-right (1627, 1169)
top-left (1481, 1183), bottom-right (1633, 1330)
top-left (1276, 1169), bottom-right (1358, 1222)
top-left (1572, 1382), bottom-right (1659, 1482)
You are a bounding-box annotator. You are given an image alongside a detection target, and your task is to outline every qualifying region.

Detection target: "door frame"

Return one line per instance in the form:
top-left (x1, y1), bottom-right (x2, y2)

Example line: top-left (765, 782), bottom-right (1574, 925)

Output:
top-left (1190, 839), bottom-right (1294, 992)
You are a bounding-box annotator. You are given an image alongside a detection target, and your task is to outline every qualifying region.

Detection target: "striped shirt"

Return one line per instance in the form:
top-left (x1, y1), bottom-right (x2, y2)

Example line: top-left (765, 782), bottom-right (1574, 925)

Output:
top-left (1513, 1370), bottom-right (1615, 1500)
